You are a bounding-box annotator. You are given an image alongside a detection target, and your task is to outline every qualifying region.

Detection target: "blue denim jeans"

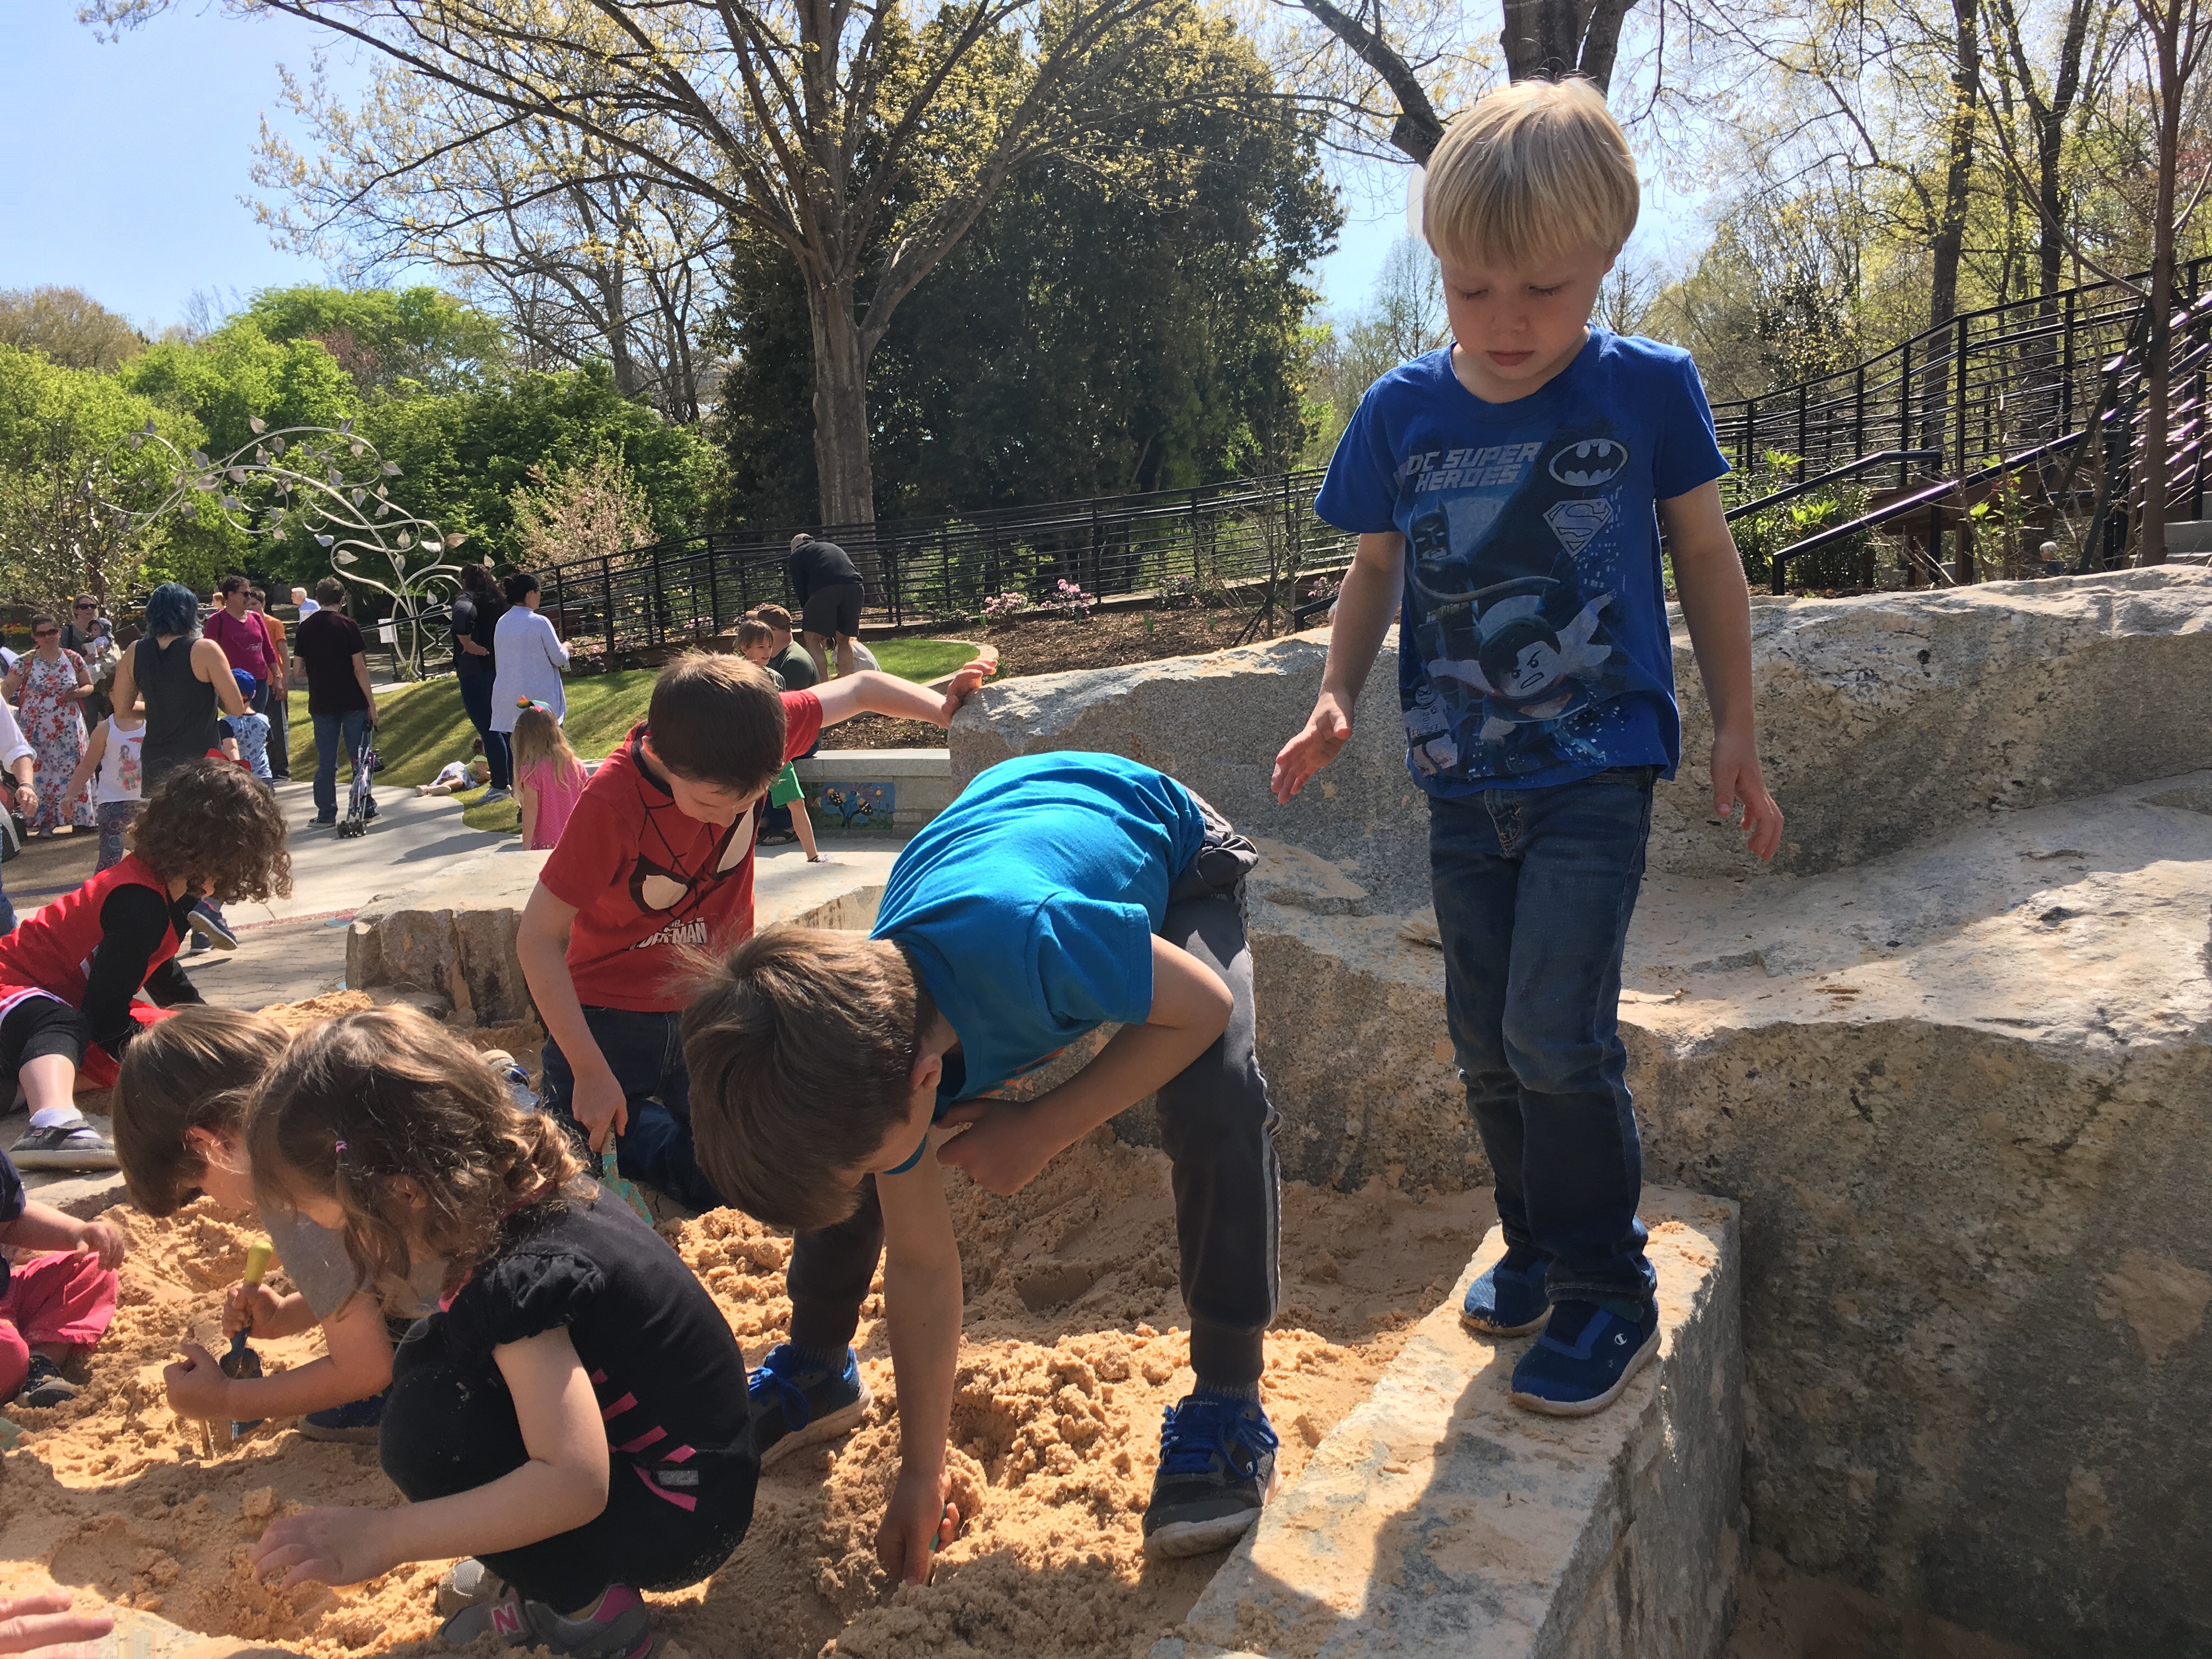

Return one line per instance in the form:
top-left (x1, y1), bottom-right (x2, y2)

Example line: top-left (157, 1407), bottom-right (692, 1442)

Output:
top-left (311, 709), bottom-right (374, 821)
top-left (1430, 766), bottom-right (1658, 1305)
top-left (456, 668), bottom-right (510, 791)
top-left (540, 1007), bottom-right (726, 1215)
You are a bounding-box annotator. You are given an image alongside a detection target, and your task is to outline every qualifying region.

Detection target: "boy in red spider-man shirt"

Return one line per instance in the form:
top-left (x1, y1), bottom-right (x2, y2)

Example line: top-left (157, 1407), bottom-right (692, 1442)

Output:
top-left (515, 650), bottom-right (991, 1215)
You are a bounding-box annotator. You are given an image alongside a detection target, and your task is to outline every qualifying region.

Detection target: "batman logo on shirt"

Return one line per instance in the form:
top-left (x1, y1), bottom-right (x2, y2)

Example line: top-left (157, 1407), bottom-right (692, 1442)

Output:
top-left (1548, 437), bottom-right (1629, 488)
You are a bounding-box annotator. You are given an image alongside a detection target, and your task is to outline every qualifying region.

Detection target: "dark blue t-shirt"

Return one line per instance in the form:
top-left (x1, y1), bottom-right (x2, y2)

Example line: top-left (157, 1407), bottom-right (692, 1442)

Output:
top-left (871, 751), bottom-right (1206, 1112)
top-left (1314, 330), bottom-right (1729, 793)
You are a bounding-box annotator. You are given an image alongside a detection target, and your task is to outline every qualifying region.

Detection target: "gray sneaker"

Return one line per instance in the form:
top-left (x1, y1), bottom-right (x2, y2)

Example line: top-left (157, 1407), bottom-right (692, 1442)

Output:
top-left (9, 1120), bottom-right (119, 1170)
top-left (18, 1355), bottom-right (80, 1407)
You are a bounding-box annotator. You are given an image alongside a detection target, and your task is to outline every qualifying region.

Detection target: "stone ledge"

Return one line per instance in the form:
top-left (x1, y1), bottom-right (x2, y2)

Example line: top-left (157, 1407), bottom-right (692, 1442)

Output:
top-left (1157, 1187), bottom-right (1742, 1659)
top-left (794, 747), bottom-right (952, 778)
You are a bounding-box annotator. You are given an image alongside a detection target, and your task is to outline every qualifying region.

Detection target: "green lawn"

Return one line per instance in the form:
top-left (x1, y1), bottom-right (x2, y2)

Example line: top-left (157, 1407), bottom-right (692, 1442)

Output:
top-left (281, 637), bottom-right (985, 817)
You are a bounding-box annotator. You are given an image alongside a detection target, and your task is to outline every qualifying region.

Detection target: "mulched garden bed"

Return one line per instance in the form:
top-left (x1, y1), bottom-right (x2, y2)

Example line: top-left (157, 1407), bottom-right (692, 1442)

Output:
top-left (819, 606), bottom-right (1304, 750)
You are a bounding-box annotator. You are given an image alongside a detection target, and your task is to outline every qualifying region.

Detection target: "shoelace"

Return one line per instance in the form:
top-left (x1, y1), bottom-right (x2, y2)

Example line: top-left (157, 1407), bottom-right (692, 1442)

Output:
top-left (1157, 1397), bottom-right (1279, 1477)
top-left (746, 1346), bottom-right (824, 1430)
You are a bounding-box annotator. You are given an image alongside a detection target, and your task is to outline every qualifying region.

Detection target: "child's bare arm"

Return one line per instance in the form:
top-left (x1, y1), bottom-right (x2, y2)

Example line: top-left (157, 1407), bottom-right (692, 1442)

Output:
top-left (168, 1291), bottom-right (394, 1423)
top-left (0, 1200), bottom-right (125, 1268)
top-left (1272, 531), bottom-right (1403, 803)
top-left (250, 1327), bottom-right (606, 1588)
top-left (516, 883), bottom-right (627, 1150)
top-left (224, 1283), bottom-right (315, 1340)
top-left (876, 1160), bottom-right (964, 1587)
top-left (1660, 481), bottom-right (1784, 861)
top-left (938, 937), bottom-right (1232, 1195)
top-left (517, 780), bottom-right (538, 846)
top-left (63, 723), bottom-right (104, 805)
top-left (813, 658), bottom-right (994, 732)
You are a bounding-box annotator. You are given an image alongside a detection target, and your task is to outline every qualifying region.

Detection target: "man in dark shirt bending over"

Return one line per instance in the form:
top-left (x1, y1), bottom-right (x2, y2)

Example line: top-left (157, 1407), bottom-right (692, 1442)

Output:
top-left (784, 534), bottom-right (865, 682)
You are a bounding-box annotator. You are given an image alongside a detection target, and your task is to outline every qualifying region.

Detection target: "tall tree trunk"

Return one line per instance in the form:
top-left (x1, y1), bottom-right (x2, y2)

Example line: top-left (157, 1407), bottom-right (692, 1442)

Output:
top-left (1500, 0), bottom-right (1638, 91)
top-left (805, 276), bottom-right (877, 529)
top-left (2036, 0), bottom-right (2094, 298)
top-left (1928, 0), bottom-right (1982, 333)
top-left (2138, 10), bottom-right (2182, 567)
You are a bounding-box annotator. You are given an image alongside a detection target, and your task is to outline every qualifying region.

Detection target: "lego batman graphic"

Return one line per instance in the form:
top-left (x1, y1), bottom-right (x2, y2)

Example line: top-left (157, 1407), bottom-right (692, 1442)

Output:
top-left (1400, 425), bottom-right (1662, 779)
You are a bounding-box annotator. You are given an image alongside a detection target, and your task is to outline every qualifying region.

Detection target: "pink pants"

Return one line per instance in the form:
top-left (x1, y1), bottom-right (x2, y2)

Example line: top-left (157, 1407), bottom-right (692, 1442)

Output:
top-left (1, 1250), bottom-right (119, 1401)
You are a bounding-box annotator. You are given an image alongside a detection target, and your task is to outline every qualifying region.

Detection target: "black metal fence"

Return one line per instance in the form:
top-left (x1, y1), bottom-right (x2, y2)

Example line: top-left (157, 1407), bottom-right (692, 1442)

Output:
top-left (532, 469), bottom-right (1352, 664)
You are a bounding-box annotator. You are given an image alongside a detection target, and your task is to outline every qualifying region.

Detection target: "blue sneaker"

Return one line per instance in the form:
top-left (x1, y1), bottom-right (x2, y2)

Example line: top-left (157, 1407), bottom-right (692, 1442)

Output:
top-left (1462, 1247), bottom-right (1552, 1336)
top-left (188, 901), bottom-right (238, 951)
top-left (1509, 1299), bottom-right (1660, 1417)
top-left (1141, 1394), bottom-right (1280, 1559)
top-left (747, 1344), bottom-right (872, 1470)
top-left (300, 1389), bottom-right (385, 1443)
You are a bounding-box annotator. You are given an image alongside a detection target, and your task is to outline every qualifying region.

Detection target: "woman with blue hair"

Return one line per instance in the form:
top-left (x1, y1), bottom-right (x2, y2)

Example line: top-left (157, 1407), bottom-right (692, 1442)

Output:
top-left (108, 585), bottom-right (253, 962)
top-left (109, 585), bottom-right (249, 791)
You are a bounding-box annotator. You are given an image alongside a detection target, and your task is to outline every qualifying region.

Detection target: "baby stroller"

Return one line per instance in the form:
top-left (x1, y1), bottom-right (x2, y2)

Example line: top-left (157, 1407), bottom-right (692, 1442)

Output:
top-left (335, 726), bottom-right (378, 839)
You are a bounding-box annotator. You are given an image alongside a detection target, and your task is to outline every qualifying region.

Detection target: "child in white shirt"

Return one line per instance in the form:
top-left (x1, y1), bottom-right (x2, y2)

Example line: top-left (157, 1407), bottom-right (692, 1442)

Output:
top-left (62, 709), bottom-right (146, 872)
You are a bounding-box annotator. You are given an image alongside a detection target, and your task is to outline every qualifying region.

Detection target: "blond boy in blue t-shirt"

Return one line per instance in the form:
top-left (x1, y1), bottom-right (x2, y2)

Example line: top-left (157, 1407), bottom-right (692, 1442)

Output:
top-left (1274, 78), bottom-right (1784, 1417)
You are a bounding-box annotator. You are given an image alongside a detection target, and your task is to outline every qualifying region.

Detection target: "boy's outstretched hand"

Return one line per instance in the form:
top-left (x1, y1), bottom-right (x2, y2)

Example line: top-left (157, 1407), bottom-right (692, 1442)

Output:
top-left (936, 651), bottom-right (998, 724)
top-left (1271, 691), bottom-right (1352, 804)
top-left (878, 1465), bottom-right (961, 1588)
top-left (1712, 731), bottom-right (1784, 861)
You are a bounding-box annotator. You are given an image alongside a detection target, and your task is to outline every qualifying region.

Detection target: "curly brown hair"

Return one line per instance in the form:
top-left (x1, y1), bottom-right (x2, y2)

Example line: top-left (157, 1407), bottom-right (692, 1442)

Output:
top-left (247, 1006), bottom-right (585, 1306)
top-left (129, 759), bottom-right (294, 905)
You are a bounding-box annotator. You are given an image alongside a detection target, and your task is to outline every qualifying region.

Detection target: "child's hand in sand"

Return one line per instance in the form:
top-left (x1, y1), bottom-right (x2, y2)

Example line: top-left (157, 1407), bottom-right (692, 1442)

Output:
top-left (933, 1101), bottom-right (1062, 1197)
top-left (163, 1342), bottom-right (232, 1420)
top-left (72, 1218), bottom-right (125, 1271)
top-left (0, 1590), bottom-right (112, 1659)
top-left (250, 1505), bottom-right (397, 1590)
top-left (877, 1466), bottom-right (960, 1587)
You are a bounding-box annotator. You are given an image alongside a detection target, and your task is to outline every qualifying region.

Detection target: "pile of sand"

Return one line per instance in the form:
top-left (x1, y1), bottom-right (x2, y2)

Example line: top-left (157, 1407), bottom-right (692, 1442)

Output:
top-left (1, 1003), bottom-right (1491, 1659)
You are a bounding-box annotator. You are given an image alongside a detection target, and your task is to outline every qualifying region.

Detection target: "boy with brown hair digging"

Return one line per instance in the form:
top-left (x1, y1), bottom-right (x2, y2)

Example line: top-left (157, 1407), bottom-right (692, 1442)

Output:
top-left (1272, 79), bottom-right (1784, 1417)
top-left (516, 651), bottom-right (991, 1217)
top-left (682, 749), bottom-right (1283, 1578)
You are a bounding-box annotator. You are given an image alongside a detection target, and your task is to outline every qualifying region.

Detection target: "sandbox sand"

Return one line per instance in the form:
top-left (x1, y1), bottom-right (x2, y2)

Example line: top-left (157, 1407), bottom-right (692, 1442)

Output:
top-left (1, 996), bottom-right (1492, 1659)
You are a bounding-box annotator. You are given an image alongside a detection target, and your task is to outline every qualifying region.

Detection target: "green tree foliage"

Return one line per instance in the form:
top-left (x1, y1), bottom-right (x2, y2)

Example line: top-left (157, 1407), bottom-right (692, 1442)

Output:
top-left (0, 345), bottom-right (215, 604)
top-left (0, 287), bottom-right (147, 374)
top-left (1304, 235), bottom-right (1446, 464)
top-left (362, 361), bottom-right (710, 569)
top-left (120, 322), bottom-right (364, 466)
top-left (709, 9), bottom-right (1337, 526)
top-left (237, 285), bottom-right (512, 393)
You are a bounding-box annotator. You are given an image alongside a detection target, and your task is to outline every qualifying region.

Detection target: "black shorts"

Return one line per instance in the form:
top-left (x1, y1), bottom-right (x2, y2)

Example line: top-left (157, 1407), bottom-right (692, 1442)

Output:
top-left (799, 582), bottom-right (862, 640)
top-left (0, 996), bottom-right (91, 1080)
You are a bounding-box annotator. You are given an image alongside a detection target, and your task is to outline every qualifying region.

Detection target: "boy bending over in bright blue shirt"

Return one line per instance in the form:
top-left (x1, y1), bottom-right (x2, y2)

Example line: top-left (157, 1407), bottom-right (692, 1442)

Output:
top-left (683, 750), bottom-right (1282, 1577)
top-left (1274, 78), bottom-right (1784, 1417)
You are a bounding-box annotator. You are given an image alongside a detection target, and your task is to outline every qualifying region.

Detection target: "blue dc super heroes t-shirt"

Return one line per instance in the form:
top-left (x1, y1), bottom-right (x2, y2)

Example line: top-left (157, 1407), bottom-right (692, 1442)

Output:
top-left (872, 751), bottom-right (1207, 1108)
top-left (1315, 330), bottom-right (1730, 793)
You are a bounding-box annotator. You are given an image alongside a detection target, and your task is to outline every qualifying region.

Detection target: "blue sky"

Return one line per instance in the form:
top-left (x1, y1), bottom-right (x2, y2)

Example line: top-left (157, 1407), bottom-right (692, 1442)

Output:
top-left (1, 6), bottom-right (1697, 332)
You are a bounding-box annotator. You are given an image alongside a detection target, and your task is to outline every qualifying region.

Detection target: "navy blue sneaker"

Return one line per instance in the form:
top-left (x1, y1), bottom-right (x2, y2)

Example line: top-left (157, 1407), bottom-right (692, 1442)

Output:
top-left (300, 1389), bottom-right (385, 1443)
top-left (1509, 1299), bottom-right (1660, 1417)
top-left (747, 1344), bottom-right (872, 1470)
top-left (1142, 1394), bottom-right (1280, 1559)
top-left (1462, 1247), bottom-right (1552, 1337)
top-left (188, 901), bottom-right (238, 951)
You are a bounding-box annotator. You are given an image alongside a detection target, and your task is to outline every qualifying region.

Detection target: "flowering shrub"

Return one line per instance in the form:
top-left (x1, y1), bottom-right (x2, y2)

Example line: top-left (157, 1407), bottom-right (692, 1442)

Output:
top-left (1040, 578), bottom-right (1097, 618)
top-left (981, 590), bottom-right (1029, 620)
top-left (1161, 573), bottom-right (1198, 606)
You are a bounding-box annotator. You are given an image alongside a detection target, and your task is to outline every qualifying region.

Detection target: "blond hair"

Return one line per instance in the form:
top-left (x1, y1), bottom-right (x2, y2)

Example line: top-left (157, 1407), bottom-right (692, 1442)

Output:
top-left (1423, 78), bottom-right (1638, 270)
top-left (512, 703), bottom-right (583, 789)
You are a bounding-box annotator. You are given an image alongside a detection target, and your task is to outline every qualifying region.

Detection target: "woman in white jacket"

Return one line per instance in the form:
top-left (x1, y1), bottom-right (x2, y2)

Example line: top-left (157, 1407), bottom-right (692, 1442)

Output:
top-left (489, 573), bottom-right (570, 736)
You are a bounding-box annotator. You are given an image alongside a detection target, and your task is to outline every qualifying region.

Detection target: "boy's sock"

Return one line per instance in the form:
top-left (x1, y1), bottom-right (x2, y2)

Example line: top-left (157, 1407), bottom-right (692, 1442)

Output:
top-left (1594, 1294), bottom-right (1654, 1323)
top-left (26, 1105), bottom-right (85, 1131)
top-left (1192, 1378), bottom-right (1261, 1405)
top-left (790, 1343), bottom-right (849, 1376)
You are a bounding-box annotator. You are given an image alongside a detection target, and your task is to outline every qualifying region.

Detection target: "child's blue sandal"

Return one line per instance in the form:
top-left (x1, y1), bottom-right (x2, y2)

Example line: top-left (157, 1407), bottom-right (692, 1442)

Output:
top-left (1461, 1248), bottom-right (1553, 1337)
top-left (1508, 1298), bottom-right (1660, 1417)
top-left (747, 1343), bottom-right (872, 1470)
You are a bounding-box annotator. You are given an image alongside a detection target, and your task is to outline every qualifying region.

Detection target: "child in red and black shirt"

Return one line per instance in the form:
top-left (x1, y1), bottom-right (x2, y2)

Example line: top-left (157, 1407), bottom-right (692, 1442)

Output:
top-left (516, 650), bottom-right (991, 1213)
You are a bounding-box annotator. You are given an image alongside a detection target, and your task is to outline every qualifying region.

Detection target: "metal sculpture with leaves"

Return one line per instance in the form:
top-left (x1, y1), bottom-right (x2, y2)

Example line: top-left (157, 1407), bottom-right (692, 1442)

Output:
top-left (113, 416), bottom-right (466, 678)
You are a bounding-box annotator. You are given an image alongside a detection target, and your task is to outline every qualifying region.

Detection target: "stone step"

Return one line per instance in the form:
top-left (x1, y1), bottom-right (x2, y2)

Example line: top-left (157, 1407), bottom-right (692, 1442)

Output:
top-left (1156, 1187), bottom-right (1742, 1659)
top-left (794, 747), bottom-right (955, 834)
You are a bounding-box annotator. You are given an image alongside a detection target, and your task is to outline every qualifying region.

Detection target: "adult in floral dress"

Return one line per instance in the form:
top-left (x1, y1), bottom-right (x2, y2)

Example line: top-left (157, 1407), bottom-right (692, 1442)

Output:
top-left (3, 615), bottom-right (95, 836)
